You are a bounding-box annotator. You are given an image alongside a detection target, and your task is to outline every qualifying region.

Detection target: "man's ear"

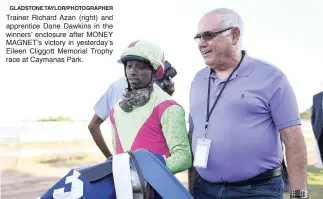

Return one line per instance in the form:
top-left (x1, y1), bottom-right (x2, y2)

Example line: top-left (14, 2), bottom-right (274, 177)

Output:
top-left (232, 27), bottom-right (240, 46)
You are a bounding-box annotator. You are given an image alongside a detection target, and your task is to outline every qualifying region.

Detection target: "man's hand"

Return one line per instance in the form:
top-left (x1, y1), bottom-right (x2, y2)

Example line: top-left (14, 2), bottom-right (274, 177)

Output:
top-left (161, 77), bottom-right (175, 96)
top-left (88, 114), bottom-right (113, 159)
top-left (167, 77), bottom-right (175, 96)
top-left (280, 125), bottom-right (308, 193)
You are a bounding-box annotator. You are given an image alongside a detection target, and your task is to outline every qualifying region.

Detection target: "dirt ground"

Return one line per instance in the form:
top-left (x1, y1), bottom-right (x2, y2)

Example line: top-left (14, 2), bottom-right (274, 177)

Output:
top-left (0, 152), bottom-right (188, 199)
top-left (0, 135), bottom-right (316, 199)
top-left (1, 157), bottom-right (96, 199)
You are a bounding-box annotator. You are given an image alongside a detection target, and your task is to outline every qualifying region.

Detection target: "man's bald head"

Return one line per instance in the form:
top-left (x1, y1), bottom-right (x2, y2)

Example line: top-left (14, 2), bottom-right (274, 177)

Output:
top-left (196, 8), bottom-right (244, 70)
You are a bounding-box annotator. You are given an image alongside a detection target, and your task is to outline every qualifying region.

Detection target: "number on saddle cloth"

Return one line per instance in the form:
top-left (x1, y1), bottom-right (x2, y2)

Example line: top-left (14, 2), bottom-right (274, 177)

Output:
top-left (35, 150), bottom-right (192, 199)
top-left (35, 161), bottom-right (116, 199)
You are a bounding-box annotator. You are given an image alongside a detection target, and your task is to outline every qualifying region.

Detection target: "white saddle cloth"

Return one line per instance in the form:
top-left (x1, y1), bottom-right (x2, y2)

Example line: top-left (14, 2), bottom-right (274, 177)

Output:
top-left (113, 153), bottom-right (146, 199)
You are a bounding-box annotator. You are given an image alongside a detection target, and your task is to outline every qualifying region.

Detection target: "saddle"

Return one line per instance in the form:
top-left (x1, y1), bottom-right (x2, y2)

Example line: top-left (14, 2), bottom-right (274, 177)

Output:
top-left (77, 149), bottom-right (193, 199)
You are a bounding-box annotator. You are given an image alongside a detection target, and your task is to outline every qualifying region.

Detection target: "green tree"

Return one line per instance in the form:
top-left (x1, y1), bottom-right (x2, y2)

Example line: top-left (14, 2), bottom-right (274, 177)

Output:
top-left (37, 116), bottom-right (73, 122)
top-left (300, 108), bottom-right (311, 120)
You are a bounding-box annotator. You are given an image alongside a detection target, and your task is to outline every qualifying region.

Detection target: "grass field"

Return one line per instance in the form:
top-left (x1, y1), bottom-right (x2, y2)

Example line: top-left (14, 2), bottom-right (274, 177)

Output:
top-left (282, 166), bottom-right (323, 199)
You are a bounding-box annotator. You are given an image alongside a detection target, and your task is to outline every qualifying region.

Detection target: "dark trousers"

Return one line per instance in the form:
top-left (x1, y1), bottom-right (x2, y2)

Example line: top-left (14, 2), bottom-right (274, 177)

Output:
top-left (319, 128), bottom-right (323, 161)
top-left (281, 139), bottom-right (289, 183)
top-left (282, 157), bottom-right (289, 182)
top-left (192, 172), bottom-right (283, 199)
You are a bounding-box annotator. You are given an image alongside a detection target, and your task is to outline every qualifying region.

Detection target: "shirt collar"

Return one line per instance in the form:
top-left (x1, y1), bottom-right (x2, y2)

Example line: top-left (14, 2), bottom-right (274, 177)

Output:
top-left (204, 50), bottom-right (254, 79)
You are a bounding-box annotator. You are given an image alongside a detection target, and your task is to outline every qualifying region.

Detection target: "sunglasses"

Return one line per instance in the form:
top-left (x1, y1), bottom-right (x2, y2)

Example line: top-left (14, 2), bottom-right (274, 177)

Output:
top-left (194, 27), bottom-right (233, 42)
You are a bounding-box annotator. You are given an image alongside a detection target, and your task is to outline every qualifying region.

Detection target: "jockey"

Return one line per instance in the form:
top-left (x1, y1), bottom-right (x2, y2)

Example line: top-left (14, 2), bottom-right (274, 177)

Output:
top-left (36, 41), bottom-right (193, 199)
top-left (109, 40), bottom-right (192, 174)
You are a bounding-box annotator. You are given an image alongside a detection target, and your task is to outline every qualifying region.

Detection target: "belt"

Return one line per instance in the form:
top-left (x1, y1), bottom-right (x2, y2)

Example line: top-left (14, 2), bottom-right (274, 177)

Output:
top-left (202, 165), bottom-right (283, 186)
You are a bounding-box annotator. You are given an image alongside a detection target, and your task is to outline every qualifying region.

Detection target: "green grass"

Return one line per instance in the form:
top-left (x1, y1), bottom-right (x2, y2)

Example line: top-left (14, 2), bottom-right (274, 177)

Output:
top-left (37, 116), bottom-right (73, 122)
top-left (300, 108), bottom-right (311, 120)
top-left (283, 166), bottom-right (323, 199)
top-left (0, 140), bottom-right (96, 152)
top-left (37, 155), bottom-right (86, 164)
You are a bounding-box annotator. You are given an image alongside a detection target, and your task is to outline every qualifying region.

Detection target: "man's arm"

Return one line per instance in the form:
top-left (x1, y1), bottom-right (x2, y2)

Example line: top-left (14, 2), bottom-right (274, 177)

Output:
top-left (160, 105), bottom-right (192, 174)
top-left (156, 77), bottom-right (175, 96)
top-left (89, 78), bottom-right (122, 159)
top-left (280, 125), bottom-right (308, 194)
top-left (165, 77), bottom-right (175, 96)
top-left (88, 114), bottom-right (113, 159)
top-left (267, 73), bottom-right (307, 196)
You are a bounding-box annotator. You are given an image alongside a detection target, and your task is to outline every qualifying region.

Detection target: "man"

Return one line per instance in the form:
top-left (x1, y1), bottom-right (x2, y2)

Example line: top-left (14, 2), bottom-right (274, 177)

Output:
top-left (188, 8), bottom-right (308, 199)
top-left (88, 60), bottom-right (175, 159)
top-left (111, 39), bottom-right (191, 174)
top-left (311, 90), bottom-right (323, 167)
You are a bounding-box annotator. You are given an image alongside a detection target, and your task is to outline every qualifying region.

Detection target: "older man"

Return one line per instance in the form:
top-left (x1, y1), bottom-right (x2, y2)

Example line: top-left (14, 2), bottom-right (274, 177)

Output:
top-left (188, 8), bottom-right (308, 199)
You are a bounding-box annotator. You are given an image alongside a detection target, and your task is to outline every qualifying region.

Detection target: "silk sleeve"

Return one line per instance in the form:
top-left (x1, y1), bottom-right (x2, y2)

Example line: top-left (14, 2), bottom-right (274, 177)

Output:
top-left (160, 105), bottom-right (192, 174)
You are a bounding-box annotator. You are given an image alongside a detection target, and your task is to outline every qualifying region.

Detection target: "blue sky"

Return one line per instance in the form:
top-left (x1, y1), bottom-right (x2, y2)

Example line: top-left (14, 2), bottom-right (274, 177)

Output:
top-left (0, 0), bottom-right (322, 121)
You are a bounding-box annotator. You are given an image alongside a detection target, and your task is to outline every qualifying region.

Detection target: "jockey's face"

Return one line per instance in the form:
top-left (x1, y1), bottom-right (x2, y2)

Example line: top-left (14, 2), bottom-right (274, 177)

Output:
top-left (125, 60), bottom-right (153, 90)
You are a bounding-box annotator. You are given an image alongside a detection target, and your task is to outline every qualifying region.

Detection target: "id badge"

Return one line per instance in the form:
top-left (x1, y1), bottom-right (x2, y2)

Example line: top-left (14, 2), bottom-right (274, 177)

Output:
top-left (193, 138), bottom-right (211, 169)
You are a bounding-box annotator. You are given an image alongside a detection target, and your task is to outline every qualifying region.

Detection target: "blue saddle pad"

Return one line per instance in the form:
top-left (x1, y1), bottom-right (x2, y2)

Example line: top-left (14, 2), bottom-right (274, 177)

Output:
top-left (37, 150), bottom-right (192, 199)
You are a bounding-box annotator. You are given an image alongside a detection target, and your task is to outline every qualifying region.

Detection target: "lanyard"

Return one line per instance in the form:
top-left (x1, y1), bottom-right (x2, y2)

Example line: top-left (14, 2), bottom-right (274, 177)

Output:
top-left (204, 59), bottom-right (244, 138)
